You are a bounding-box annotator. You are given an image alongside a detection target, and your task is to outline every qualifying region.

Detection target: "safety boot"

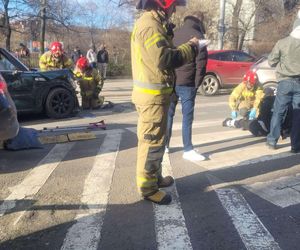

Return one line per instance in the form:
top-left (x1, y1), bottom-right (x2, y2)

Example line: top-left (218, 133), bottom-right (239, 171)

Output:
top-left (158, 176), bottom-right (174, 188)
top-left (144, 190), bottom-right (172, 205)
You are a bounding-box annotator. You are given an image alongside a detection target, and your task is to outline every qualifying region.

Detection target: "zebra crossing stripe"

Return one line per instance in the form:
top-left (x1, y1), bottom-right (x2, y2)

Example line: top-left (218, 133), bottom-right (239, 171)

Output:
top-left (61, 132), bottom-right (122, 250)
top-left (0, 143), bottom-right (75, 218)
top-left (207, 174), bottom-right (281, 250)
top-left (154, 154), bottom-right (193, 250)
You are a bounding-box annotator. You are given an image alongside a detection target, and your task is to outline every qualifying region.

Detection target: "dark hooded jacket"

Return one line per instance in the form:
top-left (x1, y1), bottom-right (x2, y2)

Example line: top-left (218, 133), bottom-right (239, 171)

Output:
top-left (173, 16), bottom-right (208, 88)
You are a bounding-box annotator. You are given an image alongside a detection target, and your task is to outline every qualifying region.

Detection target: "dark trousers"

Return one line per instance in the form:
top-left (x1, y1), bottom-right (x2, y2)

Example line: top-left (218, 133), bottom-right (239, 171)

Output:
top-left (267, 79), bottom-right (300, 149)
top-left (166, 86), bottom-right (197, 152)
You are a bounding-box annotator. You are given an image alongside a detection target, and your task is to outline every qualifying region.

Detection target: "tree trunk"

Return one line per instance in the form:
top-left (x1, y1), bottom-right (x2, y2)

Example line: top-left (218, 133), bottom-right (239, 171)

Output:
top-left (40, 0), bottom-right (46, 54)
top-left (3, 0), bottom-right (11, 51)
top-left (230, 0), bottom-right (243, 50)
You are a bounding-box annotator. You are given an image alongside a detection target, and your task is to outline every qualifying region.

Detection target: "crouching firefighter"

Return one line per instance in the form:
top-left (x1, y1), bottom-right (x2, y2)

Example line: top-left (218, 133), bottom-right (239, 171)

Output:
top-left (74, 57), bottom-right (104, 109)
top-left (228, 71), bottom-right (264, 121)
top-left (132, 0), bottom-right (200, 205)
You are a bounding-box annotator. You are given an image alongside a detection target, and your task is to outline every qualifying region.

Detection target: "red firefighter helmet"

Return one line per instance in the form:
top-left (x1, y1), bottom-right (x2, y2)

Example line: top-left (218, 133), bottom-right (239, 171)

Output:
top-left (136, 0), bottom-right (186, 10)
top-left (76, 57), bottom-right (89, 70)
top-left (243, 71), bottom-right (258, 87)
top-left (50, 42), bottom-right (63, 56)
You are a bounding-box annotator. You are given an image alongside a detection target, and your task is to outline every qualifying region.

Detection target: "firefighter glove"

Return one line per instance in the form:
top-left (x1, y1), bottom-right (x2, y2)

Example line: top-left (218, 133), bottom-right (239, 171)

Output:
top-left (231, 111), bottom-right (238, 119)
top-left (249, 108), bottom-right (256, 120)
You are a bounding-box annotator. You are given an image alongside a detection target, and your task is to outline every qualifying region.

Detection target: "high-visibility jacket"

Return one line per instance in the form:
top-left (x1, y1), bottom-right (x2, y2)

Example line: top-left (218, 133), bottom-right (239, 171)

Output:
top-left (74, 68), bottom-right (102, 97)
top-left (131, 10), bottom-right (196, 105)
top-left (229, 82), bottom-right (264, 111)
top-left (39, 51), bottom-right (73, 71)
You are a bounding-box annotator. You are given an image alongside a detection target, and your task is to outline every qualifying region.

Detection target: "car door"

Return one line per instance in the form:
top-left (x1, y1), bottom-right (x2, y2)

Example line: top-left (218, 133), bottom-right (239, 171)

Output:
top-left (0, 50), bottom-right (36, 111)
top-left (231, 51), bottom-right (256, 83)
top-left (208, 51), bottom-right (238, 85)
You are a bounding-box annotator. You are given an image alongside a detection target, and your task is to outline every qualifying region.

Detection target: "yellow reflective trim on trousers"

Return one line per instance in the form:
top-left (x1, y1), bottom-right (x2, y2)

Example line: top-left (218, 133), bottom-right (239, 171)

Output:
top-left (133, 85), bottom-right (173, 95)
top-left (83, 76), bottom-right (93, 81)
top-left (144, 33), bottom-right (165, 48)
top-left (146, 37), bottom-right (165, 50)
top-left (137, 176), bottom-right (158, 188)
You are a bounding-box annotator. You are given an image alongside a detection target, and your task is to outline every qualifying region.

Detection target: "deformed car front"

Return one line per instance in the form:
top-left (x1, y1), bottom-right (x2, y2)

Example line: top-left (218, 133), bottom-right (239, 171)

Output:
top-left (0, 48), bottom-right (79, 119)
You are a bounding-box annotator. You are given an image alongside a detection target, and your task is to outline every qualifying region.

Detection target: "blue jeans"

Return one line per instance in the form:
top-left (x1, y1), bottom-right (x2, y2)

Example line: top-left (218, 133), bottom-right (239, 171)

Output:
top-left (267, 79), bottom-right (300, 149)
top-left (166, 86), bottom-right (197, 152)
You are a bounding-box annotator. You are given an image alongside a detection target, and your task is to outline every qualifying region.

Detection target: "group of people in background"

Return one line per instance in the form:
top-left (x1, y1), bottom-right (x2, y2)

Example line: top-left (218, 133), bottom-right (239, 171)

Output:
top-left (71, 44), bottom-right (109, 80)
top-left (38, 41), bottom-right (109, 110)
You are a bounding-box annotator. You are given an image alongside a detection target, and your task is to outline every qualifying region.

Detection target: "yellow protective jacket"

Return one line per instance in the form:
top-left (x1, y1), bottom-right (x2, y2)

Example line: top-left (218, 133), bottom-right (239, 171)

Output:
top-left (131, 10), bottom-right (196, 105)
top-left (39, 51), bottom-right (73, 71)
top-left (74, 68), bottom-right (102, 97)
top-left (229, 82), bottom-right (264, 111)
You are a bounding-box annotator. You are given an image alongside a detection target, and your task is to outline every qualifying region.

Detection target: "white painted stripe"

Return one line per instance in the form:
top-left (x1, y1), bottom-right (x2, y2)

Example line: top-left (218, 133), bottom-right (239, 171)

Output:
top-left (208, 175), bottom-right (281, 250)
top-left (61, 132), bottom-right (122, 250)
top-left (154, 154), bottom-right (192, 250)
top-left (0, 143), bottom-right (75, 218)
top-left (245, 174), bottom-right (300, 208)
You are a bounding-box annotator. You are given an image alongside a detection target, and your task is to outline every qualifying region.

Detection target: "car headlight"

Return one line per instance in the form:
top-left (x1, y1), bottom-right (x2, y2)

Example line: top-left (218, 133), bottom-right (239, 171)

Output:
top-left (68, 74), bottom-right (77, 90)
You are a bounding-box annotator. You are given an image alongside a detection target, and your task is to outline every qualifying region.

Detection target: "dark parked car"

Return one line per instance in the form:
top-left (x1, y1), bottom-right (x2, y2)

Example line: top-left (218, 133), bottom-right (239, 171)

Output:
top-left (0, 48), bottom-right (78, 118)
top-left (199, 50), bottom-right (256, 95)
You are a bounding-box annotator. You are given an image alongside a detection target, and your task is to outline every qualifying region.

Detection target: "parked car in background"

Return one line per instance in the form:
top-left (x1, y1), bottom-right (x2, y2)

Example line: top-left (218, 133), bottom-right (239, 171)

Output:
top-left (249, 55), bottom-right (278, 94)
top-left (199, 50), bottom-right (256, 95)
top-left (0, 74), bottom-right (19, 140)
top-left (0, 48), bottom-right (79, 119)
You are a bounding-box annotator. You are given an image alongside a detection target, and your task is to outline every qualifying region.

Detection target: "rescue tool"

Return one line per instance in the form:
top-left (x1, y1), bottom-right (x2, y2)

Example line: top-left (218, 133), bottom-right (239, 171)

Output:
top-left (40, 120), bottom-right (106, 133)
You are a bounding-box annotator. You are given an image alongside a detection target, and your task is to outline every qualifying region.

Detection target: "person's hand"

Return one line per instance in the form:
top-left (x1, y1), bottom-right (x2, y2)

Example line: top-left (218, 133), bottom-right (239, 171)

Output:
top-left (231, 111), bottom-right (238, 119)
top-left (249, 108), bottom-right (256, 120)
top-left (188, 37), bottom-right (199, 46)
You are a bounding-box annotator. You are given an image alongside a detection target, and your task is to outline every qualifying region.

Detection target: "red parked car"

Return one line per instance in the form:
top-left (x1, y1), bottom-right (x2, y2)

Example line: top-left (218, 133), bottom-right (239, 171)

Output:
top-left (199, 50), bottom-right (256, 95)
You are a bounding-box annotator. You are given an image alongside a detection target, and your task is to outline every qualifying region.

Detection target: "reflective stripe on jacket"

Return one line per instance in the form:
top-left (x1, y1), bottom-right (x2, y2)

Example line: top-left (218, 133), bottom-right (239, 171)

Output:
top-left (131, 10), bottom-right (196, 104)
top-left (39, 51), bottom-right (73, 71)
top-left (229, 82), bottom-right (264, 111)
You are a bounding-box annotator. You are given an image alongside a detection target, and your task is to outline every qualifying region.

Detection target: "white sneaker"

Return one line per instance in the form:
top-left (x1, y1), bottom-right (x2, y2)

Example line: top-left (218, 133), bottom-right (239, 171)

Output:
top-left (165, 147), bottom-right (169, 153)
top-left (183, 150), bottom-right (206, 162)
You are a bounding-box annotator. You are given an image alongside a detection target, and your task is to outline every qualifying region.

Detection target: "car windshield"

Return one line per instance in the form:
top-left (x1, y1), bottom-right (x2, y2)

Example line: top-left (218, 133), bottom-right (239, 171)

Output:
top-left (0, 54), bottom-right (17, 71)
top-left (253, 55), bottom-right (268, 66)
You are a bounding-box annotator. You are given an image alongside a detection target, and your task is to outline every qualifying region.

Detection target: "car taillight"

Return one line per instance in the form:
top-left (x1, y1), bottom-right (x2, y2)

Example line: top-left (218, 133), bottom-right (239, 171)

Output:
top-left (0, 81), bottom-right (7, 94)
top-left (0, 81), bottom-right (9, 110)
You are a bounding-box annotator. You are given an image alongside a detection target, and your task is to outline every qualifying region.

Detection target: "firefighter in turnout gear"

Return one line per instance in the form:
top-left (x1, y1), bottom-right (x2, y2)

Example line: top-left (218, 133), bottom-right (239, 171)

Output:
top-left (132, 0), bottom-right (200, 205)
top-left (39, 41), bottom-right (73, 71)
top-left (229, 71), bottom-right (264, 121)
top-left (74, 57), bottom-right (104, 109)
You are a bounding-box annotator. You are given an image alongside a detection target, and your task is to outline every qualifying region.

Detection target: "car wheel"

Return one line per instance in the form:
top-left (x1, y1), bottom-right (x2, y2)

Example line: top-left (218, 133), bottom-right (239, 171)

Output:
top-left (45, 88), bottom-right (75, 119)
top-left (199, 75), bottom-right (220, 96)
top-left (263, 82), bottom-right (278, 96)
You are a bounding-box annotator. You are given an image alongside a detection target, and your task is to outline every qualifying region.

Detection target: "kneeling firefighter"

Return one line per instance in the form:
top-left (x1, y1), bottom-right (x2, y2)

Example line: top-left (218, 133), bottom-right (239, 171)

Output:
top-left (132, 0), bottom-right (200, 205)
top-left (229, 71), bottom-right (264, 120)
top-left (74, 57), bottom-right (104, 109)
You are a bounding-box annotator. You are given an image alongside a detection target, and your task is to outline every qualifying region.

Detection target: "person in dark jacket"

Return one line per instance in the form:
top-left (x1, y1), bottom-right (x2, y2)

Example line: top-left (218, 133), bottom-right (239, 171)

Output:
top-left (166, 14), bottom-right (208, 161)
top-left (97, 44), bottom-right (109, 79)
top-left (71, 46), bottom-right (82, 64)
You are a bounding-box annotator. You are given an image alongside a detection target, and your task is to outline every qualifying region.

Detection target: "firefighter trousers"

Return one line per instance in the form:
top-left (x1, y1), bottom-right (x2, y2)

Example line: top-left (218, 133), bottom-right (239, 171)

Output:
top-left (135, 103), bottom-right (169, 197)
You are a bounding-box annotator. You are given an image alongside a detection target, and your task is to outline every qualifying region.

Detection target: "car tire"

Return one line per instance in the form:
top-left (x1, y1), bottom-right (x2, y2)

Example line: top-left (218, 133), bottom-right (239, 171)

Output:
top-left (199, 75), bottom-right (220, 96)
top-left (45, 88), bottom-right (75, 119)
top-left (263, 82), bottom-right (278, 96)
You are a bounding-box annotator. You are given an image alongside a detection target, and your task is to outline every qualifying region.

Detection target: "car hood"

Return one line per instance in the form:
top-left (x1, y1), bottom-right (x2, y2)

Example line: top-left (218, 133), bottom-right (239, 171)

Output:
top-left (37, 69), bottom-right (74, 81)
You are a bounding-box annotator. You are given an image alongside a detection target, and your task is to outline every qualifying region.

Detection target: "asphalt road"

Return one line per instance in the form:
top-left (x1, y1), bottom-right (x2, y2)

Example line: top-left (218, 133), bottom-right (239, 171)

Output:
top-left (0, 79), bottom-right (300, 250)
